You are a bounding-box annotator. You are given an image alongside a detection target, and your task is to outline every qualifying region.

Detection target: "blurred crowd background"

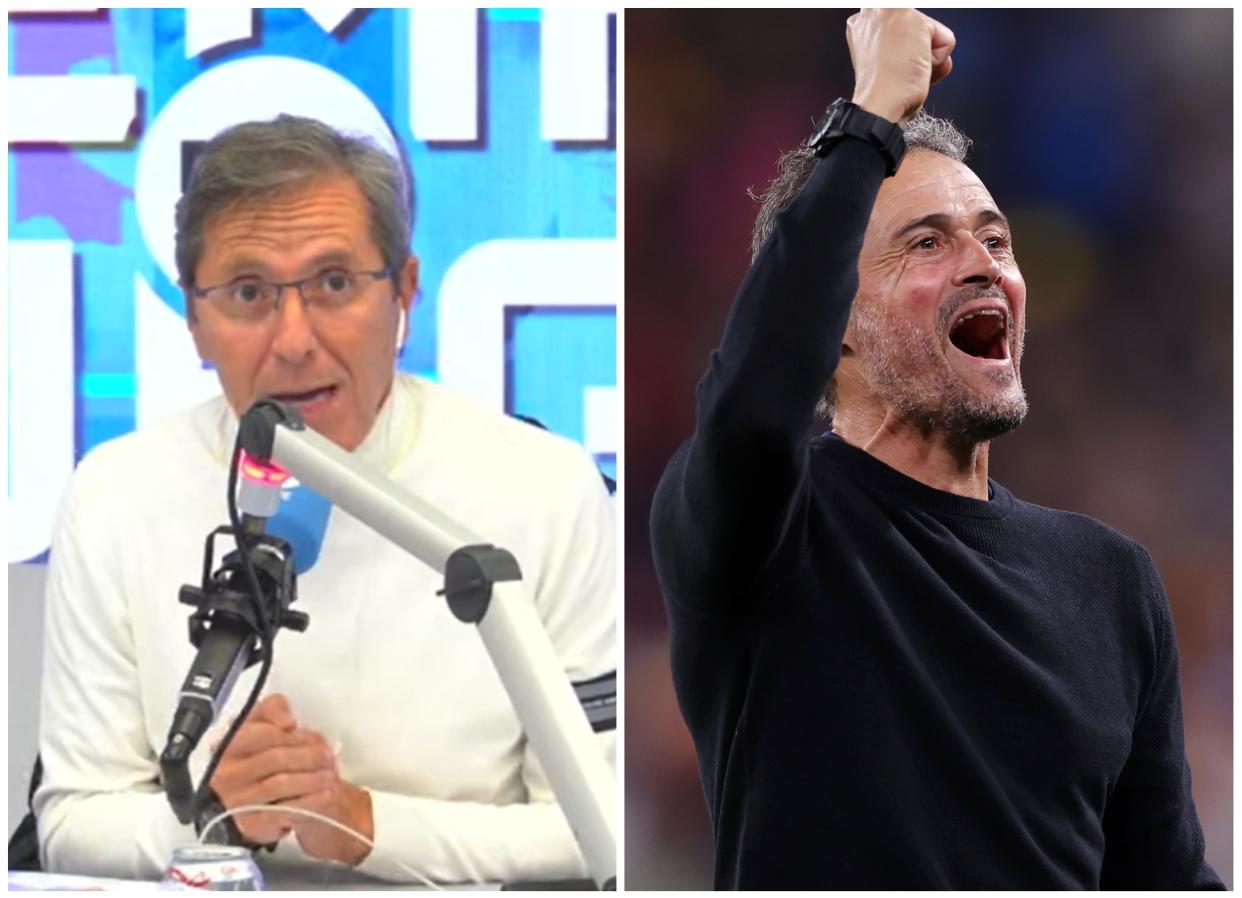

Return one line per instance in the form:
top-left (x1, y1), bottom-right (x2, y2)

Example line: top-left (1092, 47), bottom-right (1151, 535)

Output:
top-left (624, 8), bottom-right (1231, 889)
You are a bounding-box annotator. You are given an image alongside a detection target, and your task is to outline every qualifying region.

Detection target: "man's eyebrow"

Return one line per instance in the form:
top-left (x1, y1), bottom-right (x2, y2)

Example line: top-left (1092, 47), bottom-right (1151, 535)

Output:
top-left (975, 209), bottom-right (1010, 232)
top-left (891, 209), bottom-right (1010, 242)
top-left (305, 249), bottom-right (355, 268)
top-left (217, 249), bottom-right (355, 275)
top-left (216, 254), bottom-right (267, 275)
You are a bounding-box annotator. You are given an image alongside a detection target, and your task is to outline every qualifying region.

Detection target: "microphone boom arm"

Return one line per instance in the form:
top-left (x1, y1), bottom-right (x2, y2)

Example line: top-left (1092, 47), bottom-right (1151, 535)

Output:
top-left (240, 403), bottom-right (617, 889)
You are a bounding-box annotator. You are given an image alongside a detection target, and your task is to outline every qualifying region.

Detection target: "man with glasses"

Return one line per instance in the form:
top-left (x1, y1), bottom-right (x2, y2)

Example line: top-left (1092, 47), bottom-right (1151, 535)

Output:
top-left (34, 116), bottom-right (615, 884)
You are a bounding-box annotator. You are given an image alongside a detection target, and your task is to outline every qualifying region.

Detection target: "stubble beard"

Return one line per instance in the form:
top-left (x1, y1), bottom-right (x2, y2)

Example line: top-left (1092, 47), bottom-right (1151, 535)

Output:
top-left (850, 294), bottom-right (1029, 449)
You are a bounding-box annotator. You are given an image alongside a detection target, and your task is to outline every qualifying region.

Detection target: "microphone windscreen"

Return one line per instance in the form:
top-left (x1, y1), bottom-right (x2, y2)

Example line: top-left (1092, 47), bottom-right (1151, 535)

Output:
top-left (267, 481), bottom-right (332, 575)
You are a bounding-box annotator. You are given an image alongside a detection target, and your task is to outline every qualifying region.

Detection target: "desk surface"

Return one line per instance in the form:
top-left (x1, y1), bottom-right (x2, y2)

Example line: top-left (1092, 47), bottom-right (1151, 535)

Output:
top-left (259, 857), bottom-right (500, 890)
top-left (9, 866), bottom-right (499, 891)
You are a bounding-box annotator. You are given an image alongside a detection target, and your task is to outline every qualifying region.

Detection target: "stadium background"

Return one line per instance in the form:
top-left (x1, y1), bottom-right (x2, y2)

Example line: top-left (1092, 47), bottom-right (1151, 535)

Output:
top-left (625, 8), bottom-right (1231, 888)
top-left (7, 6), bottom-right (615, 834)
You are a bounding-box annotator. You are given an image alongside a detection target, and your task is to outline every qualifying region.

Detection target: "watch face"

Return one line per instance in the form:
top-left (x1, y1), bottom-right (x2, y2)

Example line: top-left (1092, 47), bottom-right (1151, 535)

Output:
top-left (810, 101), bottom-right (849, 154)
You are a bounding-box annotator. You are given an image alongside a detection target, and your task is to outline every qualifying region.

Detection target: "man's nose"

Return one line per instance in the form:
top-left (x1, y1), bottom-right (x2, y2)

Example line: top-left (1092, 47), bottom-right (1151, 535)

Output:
top-left (951, 233), bottom-right (1002, 287)
top-left (269, 287), bottom-right (318, 363)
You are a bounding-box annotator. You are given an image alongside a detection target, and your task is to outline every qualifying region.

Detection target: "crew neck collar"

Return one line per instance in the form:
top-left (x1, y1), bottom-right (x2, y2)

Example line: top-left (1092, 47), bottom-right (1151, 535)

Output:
top-left (211, 374), bottom-right (419, 475)
top-left (815, 431), bottom-right (1014, 520)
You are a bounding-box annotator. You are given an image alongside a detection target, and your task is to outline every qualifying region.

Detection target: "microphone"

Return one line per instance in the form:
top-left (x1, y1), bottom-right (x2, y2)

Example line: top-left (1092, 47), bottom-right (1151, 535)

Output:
top-left (163, 601), bottom-right (258, 771)
top-left (168, 458), bottom-right (288, 745)
top-left (162, 533), bottom-right (287, 822)
top-left (161, 452), bottom-right (311, 824)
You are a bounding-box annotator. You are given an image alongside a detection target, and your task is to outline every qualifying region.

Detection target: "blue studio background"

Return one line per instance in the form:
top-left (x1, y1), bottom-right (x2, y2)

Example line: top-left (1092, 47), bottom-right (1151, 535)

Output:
top-left (8, 8), bottom-right (617, 564)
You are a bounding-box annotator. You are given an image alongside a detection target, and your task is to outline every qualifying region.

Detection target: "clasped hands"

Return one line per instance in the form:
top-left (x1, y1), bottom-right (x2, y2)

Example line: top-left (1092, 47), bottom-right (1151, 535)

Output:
top-left (208, 693), bottom-right (373, 866)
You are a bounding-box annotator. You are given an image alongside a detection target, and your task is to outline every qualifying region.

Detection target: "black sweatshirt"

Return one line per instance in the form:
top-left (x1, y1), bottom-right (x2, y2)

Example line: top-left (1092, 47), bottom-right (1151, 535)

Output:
top-left (649, 138), bottom-right (1222, 890)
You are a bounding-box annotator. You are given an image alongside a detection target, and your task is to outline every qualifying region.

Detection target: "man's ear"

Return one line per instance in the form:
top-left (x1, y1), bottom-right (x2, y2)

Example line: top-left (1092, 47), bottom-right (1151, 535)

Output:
top-left (395, 256), bottom-right (419, 352)
top-left (399, 255), bottom-right (419, 314)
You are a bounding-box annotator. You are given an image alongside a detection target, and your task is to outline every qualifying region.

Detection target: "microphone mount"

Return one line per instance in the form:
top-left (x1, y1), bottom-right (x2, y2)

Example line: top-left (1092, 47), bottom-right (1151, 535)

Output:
top-left (180, 527), bottom-right (309, 653)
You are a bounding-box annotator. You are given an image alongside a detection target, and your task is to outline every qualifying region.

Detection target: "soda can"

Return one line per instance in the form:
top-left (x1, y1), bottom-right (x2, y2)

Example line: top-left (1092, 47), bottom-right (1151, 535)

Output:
top-left (161, 845), bottom-right (263, 891)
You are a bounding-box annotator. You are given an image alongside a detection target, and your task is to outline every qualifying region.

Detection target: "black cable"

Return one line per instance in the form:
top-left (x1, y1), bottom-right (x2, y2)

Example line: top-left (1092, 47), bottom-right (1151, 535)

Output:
top-left (188, 434), bottom-right (278, 820)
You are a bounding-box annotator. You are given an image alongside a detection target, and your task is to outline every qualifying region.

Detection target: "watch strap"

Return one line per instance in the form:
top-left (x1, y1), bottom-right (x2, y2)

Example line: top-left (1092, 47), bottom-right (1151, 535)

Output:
top-left (808, 99), bottom-right (907, 176)
top-left (195, 790), bottom-right (279, 853)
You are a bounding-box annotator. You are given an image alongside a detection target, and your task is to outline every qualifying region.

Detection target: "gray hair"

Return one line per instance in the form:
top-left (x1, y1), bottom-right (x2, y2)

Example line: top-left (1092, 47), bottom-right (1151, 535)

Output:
top-left (175, 114), bottom-right (413, 318)
top-left (746, 111), bottom-right (974, 421)
top-left (749, 111), bottom-right (971, 261)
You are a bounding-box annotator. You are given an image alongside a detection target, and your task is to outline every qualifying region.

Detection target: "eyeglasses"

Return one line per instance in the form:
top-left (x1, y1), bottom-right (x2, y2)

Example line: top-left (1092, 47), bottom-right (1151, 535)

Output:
top-left (192, 267), bottom-right (392, 322)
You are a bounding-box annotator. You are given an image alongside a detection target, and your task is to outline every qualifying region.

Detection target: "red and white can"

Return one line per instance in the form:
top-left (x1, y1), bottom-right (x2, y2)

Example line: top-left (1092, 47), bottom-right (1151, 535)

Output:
top-left (161, 845), bottom-right (263, 891)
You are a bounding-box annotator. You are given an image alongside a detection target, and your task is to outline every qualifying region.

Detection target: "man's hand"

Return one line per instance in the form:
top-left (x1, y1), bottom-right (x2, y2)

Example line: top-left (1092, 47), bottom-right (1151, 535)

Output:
top-left (208, 694), bottom-right (337, 846)
top-left (280, 779), bottom-right (375, 866)
top-left (847, 8), bottom-right (956, 125)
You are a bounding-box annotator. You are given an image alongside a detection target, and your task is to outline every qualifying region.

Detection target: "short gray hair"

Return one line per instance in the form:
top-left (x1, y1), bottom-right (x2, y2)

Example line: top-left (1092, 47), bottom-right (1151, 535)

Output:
top-left (175, 114), bottom-right (413, 316)
top-left (749, 111), bottom-right (972, 261)
top-left (746, 111), bottom-right (974, 422)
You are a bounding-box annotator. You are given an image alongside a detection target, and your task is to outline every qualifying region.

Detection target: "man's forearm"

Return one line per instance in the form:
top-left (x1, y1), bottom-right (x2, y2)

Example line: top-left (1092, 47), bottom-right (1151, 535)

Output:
top-left (354, 790), bottom-right (589, 885)
top-left (39, 786), bottom-right (192, 879)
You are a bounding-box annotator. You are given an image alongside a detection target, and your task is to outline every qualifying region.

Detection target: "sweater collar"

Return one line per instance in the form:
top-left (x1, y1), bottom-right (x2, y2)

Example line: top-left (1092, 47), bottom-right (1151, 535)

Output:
top-left (815, 431), bottom-right (1014, 520)
top-left (210, 373), bottom-right (419, 475)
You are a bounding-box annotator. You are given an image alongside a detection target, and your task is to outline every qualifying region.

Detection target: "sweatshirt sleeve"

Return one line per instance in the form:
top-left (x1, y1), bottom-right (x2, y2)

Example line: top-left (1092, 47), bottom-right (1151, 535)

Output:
top-left (1099, 556), bottom-right (1223, 889)
top-left (34, 467), bottom-right (195, 879)
top-left (356, 730), bottom-right (615, 885)
top-left (651, 138), bottom-right (888, 613)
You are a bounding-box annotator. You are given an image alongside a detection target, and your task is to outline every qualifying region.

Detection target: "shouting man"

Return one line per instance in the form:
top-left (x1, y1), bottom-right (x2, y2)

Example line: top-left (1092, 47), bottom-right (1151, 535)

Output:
top-left (650, 9), bottom-right (1221, 889)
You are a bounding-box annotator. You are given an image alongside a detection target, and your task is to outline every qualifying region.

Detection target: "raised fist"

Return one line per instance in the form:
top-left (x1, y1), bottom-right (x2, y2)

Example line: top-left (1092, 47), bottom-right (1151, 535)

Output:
top-left (847, 8), bottom-right (955, 125)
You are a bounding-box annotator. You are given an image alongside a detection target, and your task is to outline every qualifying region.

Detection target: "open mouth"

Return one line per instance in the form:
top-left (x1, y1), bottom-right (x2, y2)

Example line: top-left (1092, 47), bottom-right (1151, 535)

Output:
top-left (269, 385), bottom-right (337, 406)
top-left (949, 308), bottom-right (1010, 361)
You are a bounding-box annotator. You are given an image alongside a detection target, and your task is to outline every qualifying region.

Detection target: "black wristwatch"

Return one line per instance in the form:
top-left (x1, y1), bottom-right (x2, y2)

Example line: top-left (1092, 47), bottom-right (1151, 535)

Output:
top-left (194, 790), bottom-right (277, 853)
top-left (808, 98), bottom-right (907, 176)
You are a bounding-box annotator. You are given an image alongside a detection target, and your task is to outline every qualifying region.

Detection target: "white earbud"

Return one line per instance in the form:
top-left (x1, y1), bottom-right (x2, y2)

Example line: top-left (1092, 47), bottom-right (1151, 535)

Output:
top-left (396, 311), bottom-right (407, 351)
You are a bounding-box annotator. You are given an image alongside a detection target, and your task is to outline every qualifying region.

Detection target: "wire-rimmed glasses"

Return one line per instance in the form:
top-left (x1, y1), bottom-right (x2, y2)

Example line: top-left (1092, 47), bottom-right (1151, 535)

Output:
top-left (192, 267), bottom-right (392, 322)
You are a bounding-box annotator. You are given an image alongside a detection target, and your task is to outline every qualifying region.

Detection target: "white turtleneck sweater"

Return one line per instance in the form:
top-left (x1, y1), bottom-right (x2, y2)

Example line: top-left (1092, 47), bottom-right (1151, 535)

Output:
top-left (34, 373), bottom-right (616, 884)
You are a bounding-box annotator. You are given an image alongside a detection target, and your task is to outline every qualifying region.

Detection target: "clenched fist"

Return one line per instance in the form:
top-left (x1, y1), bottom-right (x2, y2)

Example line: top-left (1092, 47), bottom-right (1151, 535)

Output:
top-left (847, 8), bottom-right (955, 125)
